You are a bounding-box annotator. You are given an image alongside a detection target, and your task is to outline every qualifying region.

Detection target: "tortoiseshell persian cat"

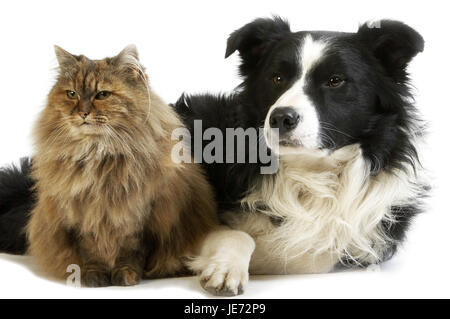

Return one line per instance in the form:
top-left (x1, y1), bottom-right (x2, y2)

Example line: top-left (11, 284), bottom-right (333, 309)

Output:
top-left (27, 45), bottom-right (218, 287)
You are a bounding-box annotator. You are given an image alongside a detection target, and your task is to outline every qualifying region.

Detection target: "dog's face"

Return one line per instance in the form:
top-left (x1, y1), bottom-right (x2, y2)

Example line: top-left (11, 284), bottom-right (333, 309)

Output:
top-left (260, 33), bottom-right (379, 152)
top-left (226, 18), bottom-right (424, 166)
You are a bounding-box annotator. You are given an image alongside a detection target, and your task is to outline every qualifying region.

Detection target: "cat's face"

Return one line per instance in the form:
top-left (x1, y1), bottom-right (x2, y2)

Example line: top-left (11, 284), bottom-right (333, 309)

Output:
top-left (45, 45), bottom-right (149, 140)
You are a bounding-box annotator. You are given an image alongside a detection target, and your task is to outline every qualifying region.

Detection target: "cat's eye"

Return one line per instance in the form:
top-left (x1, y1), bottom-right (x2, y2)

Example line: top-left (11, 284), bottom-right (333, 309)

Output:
top-left (272, 74), bottom-right (283, 86)
top-left (95, 91), bottom-right (111, 100)
top-left (66, 90), bottom-right (77, 99)
top-left (327, 76), bottom-right (344, 88)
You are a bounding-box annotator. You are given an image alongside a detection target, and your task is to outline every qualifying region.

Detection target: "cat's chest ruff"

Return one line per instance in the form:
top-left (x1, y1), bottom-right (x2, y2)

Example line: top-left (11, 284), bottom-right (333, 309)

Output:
top-left (39, 152), bottom-right (153, 233)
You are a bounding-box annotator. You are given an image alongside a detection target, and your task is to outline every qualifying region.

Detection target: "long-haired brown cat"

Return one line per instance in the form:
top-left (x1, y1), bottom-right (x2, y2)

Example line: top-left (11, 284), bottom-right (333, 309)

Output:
top-left (26, 45), bottom-right (219, 287)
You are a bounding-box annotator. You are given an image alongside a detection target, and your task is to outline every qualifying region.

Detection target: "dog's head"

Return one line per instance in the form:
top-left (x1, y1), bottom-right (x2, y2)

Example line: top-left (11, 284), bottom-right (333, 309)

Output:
top-left (226, 17), bottom-right (424, 172)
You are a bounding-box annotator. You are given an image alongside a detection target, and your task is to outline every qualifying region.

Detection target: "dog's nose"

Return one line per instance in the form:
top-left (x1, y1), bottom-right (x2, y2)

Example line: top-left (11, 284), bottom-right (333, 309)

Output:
top-left (269, 107), bottom-right (301, 135)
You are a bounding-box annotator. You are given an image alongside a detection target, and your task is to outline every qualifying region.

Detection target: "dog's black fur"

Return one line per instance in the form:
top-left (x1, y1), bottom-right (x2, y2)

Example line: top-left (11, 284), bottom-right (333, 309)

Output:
top-left (0, 158), bottom-right (34, 254)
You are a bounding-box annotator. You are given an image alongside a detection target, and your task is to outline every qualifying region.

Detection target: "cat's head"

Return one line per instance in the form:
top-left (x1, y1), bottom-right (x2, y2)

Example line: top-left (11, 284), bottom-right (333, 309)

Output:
top-left (41, 45), bottom-right (150, 144)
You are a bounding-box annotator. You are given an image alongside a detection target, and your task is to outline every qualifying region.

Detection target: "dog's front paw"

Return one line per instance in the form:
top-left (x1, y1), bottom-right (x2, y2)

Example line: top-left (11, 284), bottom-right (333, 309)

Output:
top-left (187, 228), bottom-right (255, 296)
top-left (199, 262), bottom-right (248, 296)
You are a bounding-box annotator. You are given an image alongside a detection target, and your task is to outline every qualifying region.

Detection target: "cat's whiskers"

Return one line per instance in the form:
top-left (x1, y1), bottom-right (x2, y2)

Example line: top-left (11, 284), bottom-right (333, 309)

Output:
top-left (44, 122), bottom-right (69, 148)
top-left (103, 124), bottom-right (137, 161)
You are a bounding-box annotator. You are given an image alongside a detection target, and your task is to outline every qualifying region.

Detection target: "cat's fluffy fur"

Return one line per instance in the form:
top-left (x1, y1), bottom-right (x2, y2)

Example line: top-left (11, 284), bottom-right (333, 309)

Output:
top-left (24, 45), bottom-right (218, 286)
top-left (0, 45), bottom-right (253, 295)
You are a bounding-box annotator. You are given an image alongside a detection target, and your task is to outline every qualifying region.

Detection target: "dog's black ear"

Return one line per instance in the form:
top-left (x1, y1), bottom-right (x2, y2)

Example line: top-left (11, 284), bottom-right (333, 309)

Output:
top-left (357, 20), bottom-right (424, 80)
top-left (225, 16), bottom-right (291, 76)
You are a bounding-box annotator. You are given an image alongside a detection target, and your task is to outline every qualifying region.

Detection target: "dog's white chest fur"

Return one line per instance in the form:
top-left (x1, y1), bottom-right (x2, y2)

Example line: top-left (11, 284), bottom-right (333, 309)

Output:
top-left (224, 144), bottom-right (422, 275)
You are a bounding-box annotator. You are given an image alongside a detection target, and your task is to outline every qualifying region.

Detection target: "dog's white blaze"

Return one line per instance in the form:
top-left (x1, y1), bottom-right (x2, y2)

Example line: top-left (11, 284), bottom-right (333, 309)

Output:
top-left (264, 35), bottom-right (327, 153)
top-left (225, 144), bottom-right (424, 275)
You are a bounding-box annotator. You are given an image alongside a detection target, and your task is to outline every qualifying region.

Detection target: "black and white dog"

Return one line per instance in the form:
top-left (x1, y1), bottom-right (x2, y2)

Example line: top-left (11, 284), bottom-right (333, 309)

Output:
top-left (176, 17), bottom-right (427, 294)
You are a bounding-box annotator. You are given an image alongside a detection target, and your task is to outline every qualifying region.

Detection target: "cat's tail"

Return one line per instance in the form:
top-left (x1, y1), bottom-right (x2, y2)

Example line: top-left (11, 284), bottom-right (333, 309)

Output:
top-left (0, 157), bottom-right (35, 255)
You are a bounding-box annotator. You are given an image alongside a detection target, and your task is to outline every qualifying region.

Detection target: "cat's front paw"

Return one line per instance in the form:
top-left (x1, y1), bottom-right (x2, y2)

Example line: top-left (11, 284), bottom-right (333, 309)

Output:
top-left (111, 265), bottom-right (141, 286)
top-left (82, 269), bottom-right (111, 287)
top-left (199, 262), bottom-right (248, 296)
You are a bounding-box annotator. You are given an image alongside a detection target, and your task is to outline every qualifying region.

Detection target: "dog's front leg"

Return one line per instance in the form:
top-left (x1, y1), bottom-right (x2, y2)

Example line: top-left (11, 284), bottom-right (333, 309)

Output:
top-left (188, 226), bottom-right (255, 296)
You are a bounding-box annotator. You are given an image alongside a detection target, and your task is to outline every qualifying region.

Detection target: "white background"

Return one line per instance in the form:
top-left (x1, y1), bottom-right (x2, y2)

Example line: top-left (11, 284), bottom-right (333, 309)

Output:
top-left (0, 0), bottom-right (448, 299)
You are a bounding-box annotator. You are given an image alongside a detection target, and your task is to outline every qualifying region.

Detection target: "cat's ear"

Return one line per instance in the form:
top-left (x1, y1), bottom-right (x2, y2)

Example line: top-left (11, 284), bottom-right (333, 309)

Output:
top-left (114, 44), bottom-right (140, 63)
top-left (111, 45), bottom-right (145, 79)
top-left (225, 16), bottom-right (291, 77)
top-left (357, 20), bottom-right (424, 80)
top-left (54, 45), bottom-right (78, 69)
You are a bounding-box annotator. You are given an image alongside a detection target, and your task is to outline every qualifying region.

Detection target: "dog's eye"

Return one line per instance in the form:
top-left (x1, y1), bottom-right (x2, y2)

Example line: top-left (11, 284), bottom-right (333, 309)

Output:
top-left (66, 90), bottom-right (77, 99)
top-left (273, 75), bottom-right (283, 86)
top-left (95, 91), bottom-right (111, 100)
top-left (327, 76), bottom-right (344, 88)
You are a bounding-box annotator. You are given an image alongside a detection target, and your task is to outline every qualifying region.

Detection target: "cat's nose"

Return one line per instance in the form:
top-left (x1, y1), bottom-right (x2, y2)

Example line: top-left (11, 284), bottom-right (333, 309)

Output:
top-left (78, 111), bottom-right (90, 120)
top-left (77, 100), bottom-right (91, 120)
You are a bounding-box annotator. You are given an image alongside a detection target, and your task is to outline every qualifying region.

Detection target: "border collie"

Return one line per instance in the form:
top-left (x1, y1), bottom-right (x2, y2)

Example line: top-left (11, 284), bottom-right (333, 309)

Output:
top-left (176, 17), bottom-right (427, 294)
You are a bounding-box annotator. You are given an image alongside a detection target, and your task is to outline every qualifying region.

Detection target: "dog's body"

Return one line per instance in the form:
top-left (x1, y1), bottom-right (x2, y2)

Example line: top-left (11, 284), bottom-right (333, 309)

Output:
top-left (177, 17), bottom-right (427, 282)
